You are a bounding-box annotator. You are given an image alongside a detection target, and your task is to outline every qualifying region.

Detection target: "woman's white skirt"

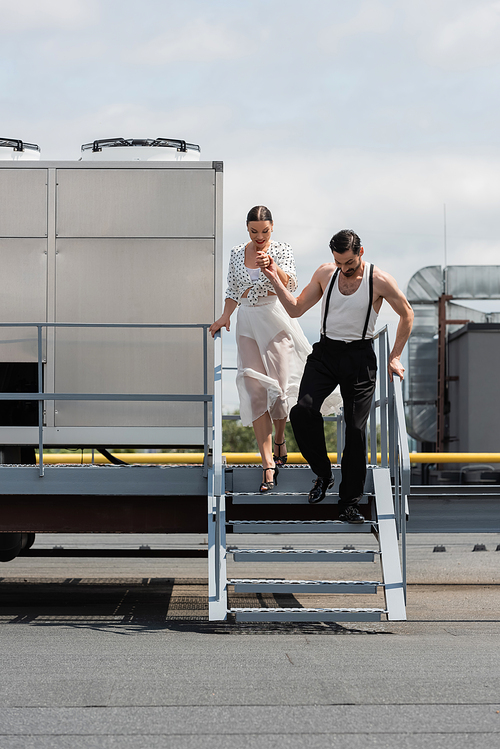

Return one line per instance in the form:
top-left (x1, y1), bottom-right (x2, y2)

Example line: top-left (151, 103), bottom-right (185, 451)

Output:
top-left (235, 296), bottom-right (341, 426)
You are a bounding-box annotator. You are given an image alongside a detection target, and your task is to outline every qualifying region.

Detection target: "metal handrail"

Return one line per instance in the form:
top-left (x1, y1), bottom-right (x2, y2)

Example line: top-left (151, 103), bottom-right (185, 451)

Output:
top-left (0, 321), bottom-right (213, 477)
top-left (210, 326), bottom-right (411, 618)
top-left (208, 330), bottom-right (226, 618)
top-left (371, 325), bottom-right (410, 594)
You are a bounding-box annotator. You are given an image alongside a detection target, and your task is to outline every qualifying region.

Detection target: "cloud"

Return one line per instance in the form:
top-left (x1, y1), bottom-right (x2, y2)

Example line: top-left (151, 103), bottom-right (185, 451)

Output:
top-left (220, 145), bottom-right (500, 295)
top-left (131, 18), bottom-right (262, 64)
top-left (0, 0), bottom-right (98, 30)
top-left (408, 1), bottom-right (500, 71)
top-left (9, 97), bottom-right (500, 286)
top-left (318, 1), bottom-right (393, 54)
top-left (218, 140), bottom-right (500, 408)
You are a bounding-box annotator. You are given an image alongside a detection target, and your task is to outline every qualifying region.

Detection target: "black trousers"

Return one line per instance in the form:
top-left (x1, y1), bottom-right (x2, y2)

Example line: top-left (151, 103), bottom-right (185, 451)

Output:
top-left (290, 336), bottom-right (377, 506)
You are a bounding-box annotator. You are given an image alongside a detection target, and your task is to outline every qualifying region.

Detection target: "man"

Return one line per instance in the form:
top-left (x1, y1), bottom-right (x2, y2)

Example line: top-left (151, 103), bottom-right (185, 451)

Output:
top-left (262, 229), bottom-right (414, 522)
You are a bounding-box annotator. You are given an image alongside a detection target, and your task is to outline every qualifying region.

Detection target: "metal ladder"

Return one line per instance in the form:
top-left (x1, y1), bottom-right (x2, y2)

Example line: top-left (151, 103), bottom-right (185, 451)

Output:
top-left (208, 327), bottom-right (410, 623)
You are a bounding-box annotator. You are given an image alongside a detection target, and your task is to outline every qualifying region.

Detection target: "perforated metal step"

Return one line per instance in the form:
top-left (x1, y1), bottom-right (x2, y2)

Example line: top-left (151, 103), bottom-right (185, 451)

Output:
top-left (230, 493), bottom-right (341, 504)
top-left (229, 548), bottom-right (377, 562)
top-left (229, 607), bottom-right (386, 622)
top-left (229, 519), bottom-right (374, 533)
top-left (229, 491), bottom-right (336, 496)
top-left (229, 578), bottom-right (381, 594)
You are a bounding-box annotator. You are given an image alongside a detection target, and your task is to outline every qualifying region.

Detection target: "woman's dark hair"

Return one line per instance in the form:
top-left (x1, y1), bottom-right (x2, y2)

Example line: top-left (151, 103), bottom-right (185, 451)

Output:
top-left (246, 205), bottom-right (273, 224)
top-left (329, 229), bottom-right (361, 255)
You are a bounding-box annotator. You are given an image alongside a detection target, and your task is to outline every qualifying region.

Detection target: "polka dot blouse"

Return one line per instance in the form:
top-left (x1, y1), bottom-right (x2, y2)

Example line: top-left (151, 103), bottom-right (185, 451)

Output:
top-left (225, 242), bottom-right (298, 306)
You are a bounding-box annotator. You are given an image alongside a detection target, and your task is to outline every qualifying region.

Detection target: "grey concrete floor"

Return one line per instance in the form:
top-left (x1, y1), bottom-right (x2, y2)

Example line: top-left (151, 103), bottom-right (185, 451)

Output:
top-left (0, 534), bottom-right (498, 748)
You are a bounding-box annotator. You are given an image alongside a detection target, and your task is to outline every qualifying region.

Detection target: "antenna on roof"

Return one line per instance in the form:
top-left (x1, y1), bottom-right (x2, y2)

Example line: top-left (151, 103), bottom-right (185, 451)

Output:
top-left (443, 203), bottom-right (447, 294)
top-left (443, 203), bottom-right (447, 267)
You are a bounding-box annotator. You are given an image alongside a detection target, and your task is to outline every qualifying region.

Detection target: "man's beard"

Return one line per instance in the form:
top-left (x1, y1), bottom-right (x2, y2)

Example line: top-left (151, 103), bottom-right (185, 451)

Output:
top-left (342, 264), bottom-right (359, 277)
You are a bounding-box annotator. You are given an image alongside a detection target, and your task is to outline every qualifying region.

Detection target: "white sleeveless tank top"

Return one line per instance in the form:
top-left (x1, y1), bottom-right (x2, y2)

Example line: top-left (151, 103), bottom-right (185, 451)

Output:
top-left (321, 261), bottom-right (378, 342)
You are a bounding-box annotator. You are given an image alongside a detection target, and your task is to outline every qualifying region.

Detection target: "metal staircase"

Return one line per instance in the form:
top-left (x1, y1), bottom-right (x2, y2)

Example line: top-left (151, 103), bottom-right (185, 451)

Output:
top-left (208, 327), bottom-right (410, 623)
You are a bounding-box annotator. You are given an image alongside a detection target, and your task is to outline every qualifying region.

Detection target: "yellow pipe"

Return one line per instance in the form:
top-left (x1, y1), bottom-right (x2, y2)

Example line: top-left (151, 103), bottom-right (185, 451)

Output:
top-left (37, 452), bottom-right (207, 464)
top-left (409, 452), bottom-right (500, 464)
top-left (37, 452), bottom-right (321, 465)
top-left (227, 452), bottom-right (500, 464)
top-left (36, 451), bottom-right (500, 465)
top-left (222, 452), bottom-right (312, 465)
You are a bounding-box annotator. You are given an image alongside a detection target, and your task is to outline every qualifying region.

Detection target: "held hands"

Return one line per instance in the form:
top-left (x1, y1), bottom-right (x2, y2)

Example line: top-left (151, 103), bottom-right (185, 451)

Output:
top-left (255, 250), bottom-right (271, 270)
top-left (260, 255), bottom-right (279, 283)
top-left (388, 356), bottom-right (405, 382)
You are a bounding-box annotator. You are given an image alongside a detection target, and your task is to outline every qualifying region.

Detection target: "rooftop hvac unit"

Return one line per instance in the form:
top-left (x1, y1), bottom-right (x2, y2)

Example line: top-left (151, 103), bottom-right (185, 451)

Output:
top-left (0, 148), bottom-right (222, 448)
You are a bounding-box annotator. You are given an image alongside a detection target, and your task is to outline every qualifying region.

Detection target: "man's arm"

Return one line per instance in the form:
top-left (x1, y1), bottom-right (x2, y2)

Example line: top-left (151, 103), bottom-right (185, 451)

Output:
top-left (262, 257), bottom-right (326, 317)
top-left (376, 270), bottom-right (414, 381)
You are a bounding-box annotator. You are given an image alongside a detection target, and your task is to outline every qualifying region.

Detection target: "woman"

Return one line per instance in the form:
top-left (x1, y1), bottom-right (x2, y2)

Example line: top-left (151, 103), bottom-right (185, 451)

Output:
top-left (209, 205), bottom-right (313, 492)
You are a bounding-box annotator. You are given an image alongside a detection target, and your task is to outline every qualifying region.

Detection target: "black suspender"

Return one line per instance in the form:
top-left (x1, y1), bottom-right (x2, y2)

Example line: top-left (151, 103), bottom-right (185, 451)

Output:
top-left (322, 268), bottom-right (339, 336)
top-left (361, 262), bottom-right (374, 340)
top-left (322, 262), bottom-right (374, 340)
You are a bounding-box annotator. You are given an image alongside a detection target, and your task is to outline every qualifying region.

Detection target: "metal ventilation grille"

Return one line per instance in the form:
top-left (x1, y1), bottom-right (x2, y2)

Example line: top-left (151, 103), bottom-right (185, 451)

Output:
top-left (81, 137), bottom-right (200, 153)
top-left (0, 138), bottom-right (40, 152)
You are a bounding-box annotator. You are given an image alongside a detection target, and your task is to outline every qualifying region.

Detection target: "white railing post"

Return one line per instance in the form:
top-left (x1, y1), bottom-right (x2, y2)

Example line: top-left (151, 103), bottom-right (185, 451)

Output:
top-left (379, 330), bottom-right (388, 468)
top-left (392, 372), bottom-right (410, 595)
top-left (208, 330), bottom-right (227, 620)
top-left (372, 326), bottom-right (410, 604)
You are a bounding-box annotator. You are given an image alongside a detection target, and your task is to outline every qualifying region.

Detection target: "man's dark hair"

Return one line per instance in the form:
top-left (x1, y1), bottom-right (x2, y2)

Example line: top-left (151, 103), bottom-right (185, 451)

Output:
top-left (246, 205), bottom-right (273, 224)
top-left (329, 229), bottom-right (361, 255)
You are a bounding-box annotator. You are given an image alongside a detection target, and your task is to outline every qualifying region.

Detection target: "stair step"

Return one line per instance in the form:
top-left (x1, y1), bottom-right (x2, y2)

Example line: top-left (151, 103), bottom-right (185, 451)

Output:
top-left (229, 578), bottom-right (380, 594)
top-left (231, 494), bottom-right (340, 504)
top-left (229, 607), bottom-right (386, 622)
top-left (230, 492), bottom-right (325, 496)
top-left (224, 465), bottom-right (380, 500)
top-left (229, 520), bottom-right (374, 534)
top-left (229, 548), bottom-right (377, 562)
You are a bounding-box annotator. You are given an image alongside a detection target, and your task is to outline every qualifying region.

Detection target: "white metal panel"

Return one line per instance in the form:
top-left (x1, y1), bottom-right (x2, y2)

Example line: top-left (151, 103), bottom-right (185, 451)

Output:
top-left (56, 168), bottom-right (215, 237)
top-left (0, 426), bottom-right (205, 447)
top-left (0, 169), bottom-right (47, 237)
top-left (52, 328), bottom-right (210, 427)
top-left (0, 238), bottom-right (47, 361)
top-left (54, 238), bottom-right (214, 323)
top-left (53, 238), bottom-right (214, 428)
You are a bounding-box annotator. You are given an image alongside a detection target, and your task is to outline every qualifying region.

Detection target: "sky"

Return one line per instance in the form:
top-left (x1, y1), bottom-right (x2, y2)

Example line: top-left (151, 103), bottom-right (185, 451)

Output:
top-left (2, 0), bottom-right (500, 409)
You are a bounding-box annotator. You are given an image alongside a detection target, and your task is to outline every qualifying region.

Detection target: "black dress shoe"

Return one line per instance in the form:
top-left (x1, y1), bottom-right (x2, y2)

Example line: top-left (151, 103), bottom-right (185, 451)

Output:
top-left (308, 476), bottom-right (334, 504)
top-left (338, 505), bottom-right (365, 524)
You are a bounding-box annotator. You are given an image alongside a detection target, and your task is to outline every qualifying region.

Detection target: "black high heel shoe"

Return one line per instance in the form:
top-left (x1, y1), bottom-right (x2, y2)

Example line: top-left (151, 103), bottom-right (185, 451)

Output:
top-left (273, 439), bottom-right (288, 466)
top-left (259, 465), bottom-right (279, 493)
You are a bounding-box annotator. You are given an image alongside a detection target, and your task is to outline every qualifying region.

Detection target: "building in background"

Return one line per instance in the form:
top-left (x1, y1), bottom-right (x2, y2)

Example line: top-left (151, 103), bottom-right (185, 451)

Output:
top-left (405, 265), bottom-right (500, 454)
